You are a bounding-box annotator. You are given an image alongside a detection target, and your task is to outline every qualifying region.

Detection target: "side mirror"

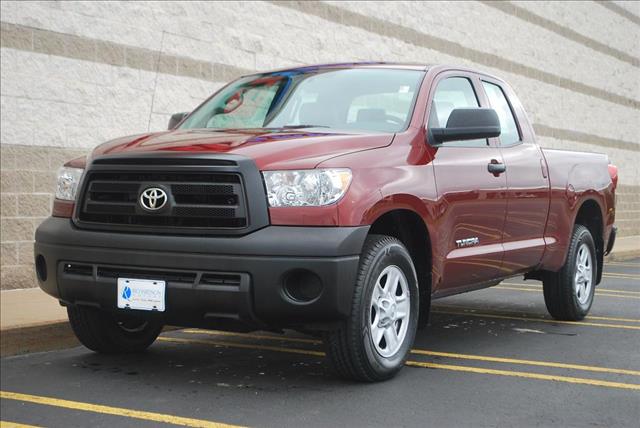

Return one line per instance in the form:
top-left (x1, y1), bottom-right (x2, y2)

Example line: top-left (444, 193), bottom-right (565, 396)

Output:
top-left (430, 108), bottom-right (500, 144)
top-left (168, 112), bottom-right (189, 130)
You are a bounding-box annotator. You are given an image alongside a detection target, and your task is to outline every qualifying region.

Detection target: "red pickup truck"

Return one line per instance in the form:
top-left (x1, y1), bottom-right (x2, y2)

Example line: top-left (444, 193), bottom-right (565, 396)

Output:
top-left (35, 63), bottom-right (617, 381)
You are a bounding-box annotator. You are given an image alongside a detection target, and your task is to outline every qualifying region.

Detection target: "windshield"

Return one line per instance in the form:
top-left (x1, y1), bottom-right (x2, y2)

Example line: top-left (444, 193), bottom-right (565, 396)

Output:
top-left (179, 68), bottom-right (424, 133)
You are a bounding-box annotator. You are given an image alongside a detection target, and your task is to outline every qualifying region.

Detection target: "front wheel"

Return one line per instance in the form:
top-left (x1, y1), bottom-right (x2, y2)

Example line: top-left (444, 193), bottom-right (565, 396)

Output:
top-left (543, 225), bottom-right (596, 321)
top-left (324, 235), bottom-right (419, 382)
top-left (67, 306), bottom-right (163, 353)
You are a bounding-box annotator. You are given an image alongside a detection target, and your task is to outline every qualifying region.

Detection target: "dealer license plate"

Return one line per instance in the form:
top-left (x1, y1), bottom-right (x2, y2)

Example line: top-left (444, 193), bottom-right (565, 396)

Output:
top-left (117, 278), bottom-right (166, 312)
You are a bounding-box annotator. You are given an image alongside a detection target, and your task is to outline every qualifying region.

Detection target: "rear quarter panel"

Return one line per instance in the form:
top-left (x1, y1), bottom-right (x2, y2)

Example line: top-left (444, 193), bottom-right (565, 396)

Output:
top-left (539, 148), bottom-right (615, 271)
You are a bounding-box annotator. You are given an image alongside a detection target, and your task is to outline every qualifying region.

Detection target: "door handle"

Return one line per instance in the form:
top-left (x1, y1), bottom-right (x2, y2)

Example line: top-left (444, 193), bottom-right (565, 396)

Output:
top-left (487, 160), bottom-right (506, 176)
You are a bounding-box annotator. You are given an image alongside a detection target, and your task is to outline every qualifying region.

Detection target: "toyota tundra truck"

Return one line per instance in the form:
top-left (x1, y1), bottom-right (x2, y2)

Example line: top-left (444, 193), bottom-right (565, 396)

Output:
top-left (34, 63), bottom-right (618, 381)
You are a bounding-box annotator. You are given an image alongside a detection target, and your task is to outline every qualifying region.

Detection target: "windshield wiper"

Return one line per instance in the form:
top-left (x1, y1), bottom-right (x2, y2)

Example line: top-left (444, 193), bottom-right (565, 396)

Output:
top-left (189, 125), bottom-right (331, 132)
top-left (280, 124), bottom-right (331, 129)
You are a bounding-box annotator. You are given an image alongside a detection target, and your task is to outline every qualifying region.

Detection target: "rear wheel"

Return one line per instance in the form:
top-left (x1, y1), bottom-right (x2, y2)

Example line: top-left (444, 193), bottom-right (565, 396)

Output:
top-left (67, 306), bottom-right (163, 353)
top-left (543, 225), bottom-right (596, 321)
top-left (324, 235), bottom-right (419, 382)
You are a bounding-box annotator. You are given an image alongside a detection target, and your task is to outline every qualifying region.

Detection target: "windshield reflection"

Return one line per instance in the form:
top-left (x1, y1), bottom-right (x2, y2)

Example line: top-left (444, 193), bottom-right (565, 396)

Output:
top-left (179, 68), bottom-right (425, 133)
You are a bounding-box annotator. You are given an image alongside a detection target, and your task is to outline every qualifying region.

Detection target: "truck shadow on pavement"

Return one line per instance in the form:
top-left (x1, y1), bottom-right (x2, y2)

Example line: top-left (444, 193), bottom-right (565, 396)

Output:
top-left (46, 305), bottom-right (610, 392)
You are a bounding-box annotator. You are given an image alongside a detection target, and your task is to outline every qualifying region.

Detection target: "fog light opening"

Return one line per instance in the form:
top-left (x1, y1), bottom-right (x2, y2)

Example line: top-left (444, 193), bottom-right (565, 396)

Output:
top-left (35, 255), bottom-right (47, 282)
top-left (282, 269), bottom-right (323, 303)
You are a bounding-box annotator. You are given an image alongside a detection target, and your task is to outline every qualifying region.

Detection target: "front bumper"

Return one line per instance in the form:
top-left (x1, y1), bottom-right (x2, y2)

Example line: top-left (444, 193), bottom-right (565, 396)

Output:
top-left (35, 217), bottom-right (368, 330)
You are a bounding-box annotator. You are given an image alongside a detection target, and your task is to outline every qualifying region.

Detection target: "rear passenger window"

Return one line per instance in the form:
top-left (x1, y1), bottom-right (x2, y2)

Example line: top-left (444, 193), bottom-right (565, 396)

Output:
top-left (481, 81), bottom-right (520, 146)
top-left (428, 77), bottom-right (486, 147)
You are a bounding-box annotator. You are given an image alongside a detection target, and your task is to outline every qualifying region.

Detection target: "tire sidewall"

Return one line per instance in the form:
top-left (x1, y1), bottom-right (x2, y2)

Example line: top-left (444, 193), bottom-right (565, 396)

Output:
top-left (359, 242), bottom-right (419, 375)
top-left (570, 229), bottom-right (597, 314)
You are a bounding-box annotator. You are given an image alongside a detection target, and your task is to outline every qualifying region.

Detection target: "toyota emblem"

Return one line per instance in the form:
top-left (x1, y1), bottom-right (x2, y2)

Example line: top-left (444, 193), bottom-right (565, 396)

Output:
top-left (139, 187), bottom-right (168, 211)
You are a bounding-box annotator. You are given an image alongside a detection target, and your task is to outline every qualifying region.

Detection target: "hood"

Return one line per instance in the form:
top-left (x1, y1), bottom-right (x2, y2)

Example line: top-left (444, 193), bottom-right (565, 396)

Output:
top-left (92, 128), bottom-right (394, 170)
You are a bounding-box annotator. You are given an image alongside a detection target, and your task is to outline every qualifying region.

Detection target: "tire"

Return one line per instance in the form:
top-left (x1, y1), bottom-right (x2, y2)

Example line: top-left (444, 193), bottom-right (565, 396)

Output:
top-left (324, 234), bottom-right (420, 382)
top-left (67, 306), bottom-right (163, 353)
top-left (543, 225), bottom-right (596, 321)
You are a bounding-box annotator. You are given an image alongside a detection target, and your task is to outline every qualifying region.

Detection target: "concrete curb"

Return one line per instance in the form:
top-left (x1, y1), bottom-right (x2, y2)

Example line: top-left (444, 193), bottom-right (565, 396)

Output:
top-left (0, 322), bottom-right (183, 357)
top-left (1, 321), bottom-right (79, 357)
top-left (604, 235), bottom-right (640, 262)
top-left (605, 250), bottom-right (640, 262)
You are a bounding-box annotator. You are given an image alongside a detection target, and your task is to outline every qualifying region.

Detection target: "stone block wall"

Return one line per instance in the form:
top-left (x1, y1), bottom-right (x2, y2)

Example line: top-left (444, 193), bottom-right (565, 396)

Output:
top-left (1, 1), bottom-right (638, 289)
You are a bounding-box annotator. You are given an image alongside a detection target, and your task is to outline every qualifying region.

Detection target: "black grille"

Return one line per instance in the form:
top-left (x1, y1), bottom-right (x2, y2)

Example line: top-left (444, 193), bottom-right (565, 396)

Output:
top-left (78, 170), bottom-right (247, 230)
top-left (63, 263), bottom-right (93, 276)
top-left (200, 273), bottom-right (242, 286)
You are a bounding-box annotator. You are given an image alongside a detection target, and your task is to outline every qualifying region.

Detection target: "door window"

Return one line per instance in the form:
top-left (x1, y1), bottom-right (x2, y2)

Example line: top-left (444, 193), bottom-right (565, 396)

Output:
top-left (481, 81), bottom-right (521, 146)
top-left (428, 77), bottom-right (486, 147)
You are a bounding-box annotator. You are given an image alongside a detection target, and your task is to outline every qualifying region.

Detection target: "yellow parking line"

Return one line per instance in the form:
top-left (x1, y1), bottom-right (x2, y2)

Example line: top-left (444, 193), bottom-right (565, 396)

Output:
top-left (179, 329), bottom-right (640, 376)
top-left (606, 261), bottom-right (639, 267)
top-left (432, 305), bottom-right (640, 323)
top-left (160, 336), bottom-right (325, 356)
top-left (494, 286), bottom-right (640, 299)
top-left (585, 315), bottom-right (640, 323)
top-left (603, 273), bottom-right (640, 280)
top-left (604, 270), bottom-right (640, 275)
top-left (502, 282), bottom-right (640, 295)
top-left (590, 289), bottom-right (640, 295)
top-left (0, 391), bottom-right (243, 428)
top-left (158, 337), bottom-right (640, 391)
top-left (182, 329), bottom-right (320, 344)
top-left (404, 361), bottom-right (640, 391)
top-left (409, 350), bottom-right (640, 376)
top-left (0, 422), bottom-right (41, 428)
top-left (432, 310), bottom-right (640, 330)
top-left (496, 285), bottom-right (640, 298)
top-left (605, 270), bottom-right (640, 274)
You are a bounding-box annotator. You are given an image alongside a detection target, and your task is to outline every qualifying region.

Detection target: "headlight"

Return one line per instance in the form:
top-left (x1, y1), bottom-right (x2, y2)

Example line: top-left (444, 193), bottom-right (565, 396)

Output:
top-left (262, 169), bottom-right (352, 207)
top-left (55, 167), bottom-right (84, 201)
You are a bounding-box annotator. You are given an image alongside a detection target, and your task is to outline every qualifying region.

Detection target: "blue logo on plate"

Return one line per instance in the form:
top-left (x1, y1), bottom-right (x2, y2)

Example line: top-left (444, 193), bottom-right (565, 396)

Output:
top-left (122, 286), bottom-right (132, 300)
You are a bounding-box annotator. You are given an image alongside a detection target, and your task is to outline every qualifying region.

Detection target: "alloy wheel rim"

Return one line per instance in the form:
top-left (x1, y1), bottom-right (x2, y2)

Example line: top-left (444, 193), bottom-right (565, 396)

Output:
top-left (369, 265), bottom-right (410, 358)
top-left (574, 243), bottom-right (593, 305)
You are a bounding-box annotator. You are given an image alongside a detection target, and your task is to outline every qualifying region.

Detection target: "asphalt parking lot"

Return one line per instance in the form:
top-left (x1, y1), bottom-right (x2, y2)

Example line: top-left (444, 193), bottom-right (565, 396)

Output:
top-left (1, 259), bottom-right (639, 428)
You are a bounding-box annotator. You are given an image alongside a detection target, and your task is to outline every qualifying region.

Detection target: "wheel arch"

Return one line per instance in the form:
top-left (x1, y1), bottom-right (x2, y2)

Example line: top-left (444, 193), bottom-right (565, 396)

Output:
top-left (368, 207), bottom-right (432, 327)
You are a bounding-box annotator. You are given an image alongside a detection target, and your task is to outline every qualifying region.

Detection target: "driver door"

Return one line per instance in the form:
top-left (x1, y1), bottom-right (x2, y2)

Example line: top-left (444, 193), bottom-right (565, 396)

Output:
top-left (428, 73), bottom-right (508, 293)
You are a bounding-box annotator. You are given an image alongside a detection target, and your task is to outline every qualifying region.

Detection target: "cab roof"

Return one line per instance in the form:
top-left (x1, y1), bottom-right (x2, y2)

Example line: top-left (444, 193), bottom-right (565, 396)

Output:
top-left (246, 62), bottom-right (509, 86)
top-left (249, 62), bottom-right (431, 76)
